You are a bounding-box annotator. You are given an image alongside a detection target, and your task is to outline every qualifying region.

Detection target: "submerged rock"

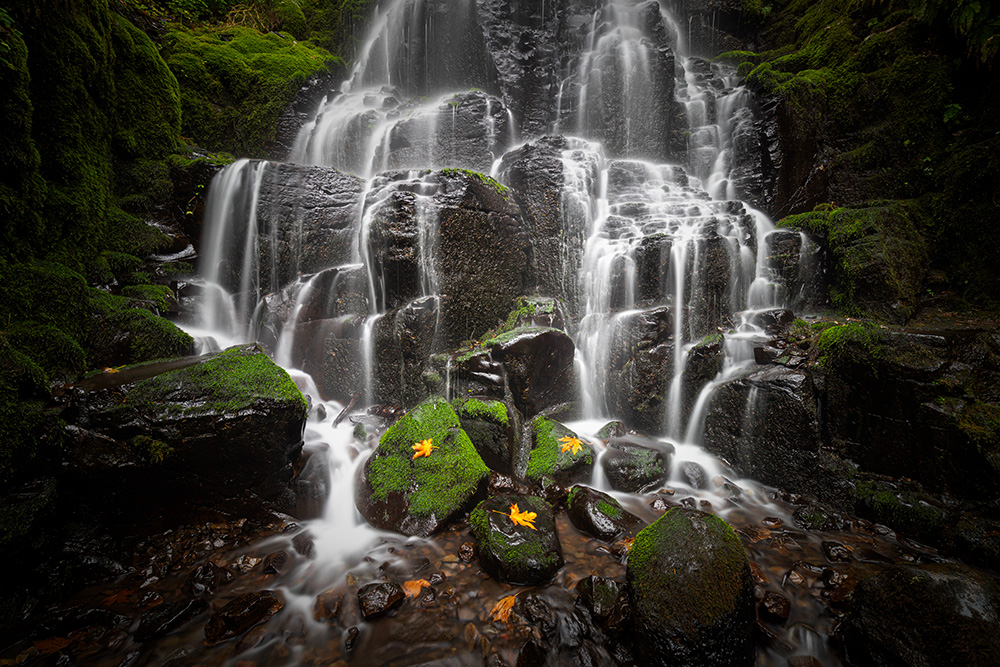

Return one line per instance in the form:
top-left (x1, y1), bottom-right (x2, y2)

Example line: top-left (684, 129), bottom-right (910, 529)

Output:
top-left (566, 485), bottom-right (640, 541)
top-left (470, 494), bottom-right (562, 585)
top-left (602, 435), bottom-right (674, 493)
top-left (626, 508), bottom-right (755, 666)
top-left (356, 397), bottom-right (489, 536)
top-left (204, 591), bottom-right (284, 646)
top-left (524, 417), bottom-right (594, 487)
top-left (843, 563), bottom-right (1000, 666)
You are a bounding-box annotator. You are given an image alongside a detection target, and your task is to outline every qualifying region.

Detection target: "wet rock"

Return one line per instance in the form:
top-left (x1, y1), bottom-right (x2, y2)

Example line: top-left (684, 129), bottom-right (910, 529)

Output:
top-left (134, 598), bottom-right (207, 642)
top-left (291, 531), bottom-right (315, 558)
top-left (787, 657), bottom-right (823, 667)
top-left (626, 509), bottom-right (755, 666)
top-left (204, 591), bottom-right (284, 646)
top-left (759, 592), bottom-right (790, 625)
top-left (357, 582), bottom-right (406, 619)
top-left (604, 307), bottom-right (675, 433)
top-left (576, 575), bottom-right (623, 622)
top-left (458, 542), bottom-right (477, 563)
top-left (470, 495), bottom-right (563, 585)
top-left (680, 461), bottom-right (709, 489)
top-left (345, 626), bottom-right (360, 652)
top-left (649, 497), bottom-right (673, 512)
top-left (822, 541), bottom-right (851, 563)
top-left (492, 326), bottom-right (576, 419)
top-left (186, 561), bottom-right (232, 597)
top-left (683, 332), bottom-right (725, 418)
top-left (749, 308), bottom-right (796, 334)
top-left (488, 471), bottom-right (519, 495)
top-left (602, 435), bottom-right (673, 493)
top-left (64, 344), bottom-right (308, 520)
top-left (843, 563), bottom-right (1000, 667)
top-left (597, 421), bottom-right (627, 439)
top-left (261, 550), bottom-right (289, 575)
top-left (313, 588), bottom-right (343, 622)
top-left (524, 417), bottom-right (594, 487)
top-left (453, 397), bottom-right (522, 476)
top-left (356, 397), bottom-right (489, 537)
top-left (566, 485), bottom-right (640, 541)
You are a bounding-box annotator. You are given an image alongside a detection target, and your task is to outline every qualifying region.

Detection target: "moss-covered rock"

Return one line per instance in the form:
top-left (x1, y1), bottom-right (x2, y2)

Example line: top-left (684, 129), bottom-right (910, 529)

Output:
top-left (87, 306), bottom-right (194, 368)
top-left (356, 396), bottom-right (490, 536)
top-left (566, 484), bottom-right (640, 541)
top-left (842, 563), bottom-right (1000, 666)
top-left (525, 416), bottom-right (594, 487)
top-left (470, 494), bottom-right (563, 585)
top-left (779, 202), bottom-right (928, 321)
top-left (0, 335), bottom-right (54, 488)
top-left (625, 508), bottom-right (755, 666)
top-left (452, 397), bottom-right (523, 476)
top-left (162, 25), bottom-right (339, 157)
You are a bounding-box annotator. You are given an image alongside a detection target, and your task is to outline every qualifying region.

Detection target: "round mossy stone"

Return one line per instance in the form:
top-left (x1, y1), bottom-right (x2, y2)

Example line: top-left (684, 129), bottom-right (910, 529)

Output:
top-left (470, 494), bottom-right (563, 585)
top-left (602, 435), bottom-right (673, 493)
top-left (525, 416), bottom-right (594, 486)
top-left (626, 508), bottom-right (755, 666)
top-left (357, 397), bottom-right (489, 537)
top-left (566, 484), bottom-right (640, 541)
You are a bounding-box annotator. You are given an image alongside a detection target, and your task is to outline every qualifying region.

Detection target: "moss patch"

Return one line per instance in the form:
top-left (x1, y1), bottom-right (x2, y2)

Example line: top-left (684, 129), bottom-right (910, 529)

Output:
top-left (525, 416), bottom-right (594, 485)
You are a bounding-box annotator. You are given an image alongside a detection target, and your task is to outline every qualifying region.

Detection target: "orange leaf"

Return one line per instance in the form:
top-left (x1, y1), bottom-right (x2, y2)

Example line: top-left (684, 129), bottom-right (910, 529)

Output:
top-left (403, 579), bottom-right (431, 598)
top-left (488, 595), bottom-right (517, 623)
top-left (558, 436), bottom-right (583, 455)
top-left (102, 588), bottom-right (136, 606)
top-left (411, 438), bottom-right (438, 460)
top-left (508, 503), bottom-right (537, 530)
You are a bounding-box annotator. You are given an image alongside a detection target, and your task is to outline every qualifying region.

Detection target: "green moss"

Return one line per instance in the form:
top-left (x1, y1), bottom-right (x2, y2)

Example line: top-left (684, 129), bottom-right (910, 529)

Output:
top-left (129, 434), bottom-right (174, 464)
top-left (127, 344), bottom-right (307, 417)
top-left (162, 24), bottom-right (339, 156)
top-left (5, 322), bottom-right (87, 382)
top-left (0, 336), bottom-right (53, 487)
top-left (853, 478), bottom-right (947, 537)
top-left (440, 168), bottom-right (512, 199)
top-left (455, 397), bottom-right (509, 426)
top-left (959, 402), bottom-right (1000, 450)
top-left (469, 495), bottom-right (561, 582)
top-left (88, 308), bottom-right (193, 366)
top-left (121, 284), bottom-right (174, 312)
top-left (368, 397), bottom-right (489, 518)
top-left (816, 321), bottom-right (889, 373)
top-left (597, 500), bottom-right (623, 520)
top-left (525, 416), bottom-right (594, 484)
top-left (628, 509), bottom-right (748, 629)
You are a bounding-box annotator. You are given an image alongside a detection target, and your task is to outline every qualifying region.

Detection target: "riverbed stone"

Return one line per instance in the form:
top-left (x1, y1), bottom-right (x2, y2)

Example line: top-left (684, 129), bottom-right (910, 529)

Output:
top-left (626, 508), bottom-right (755, 666)
top-left (204, 591), bottom-right (284, 646)
top-left (470, 494), bottom-right (562, 585)
top-left (566, 485), bottom-right (640, 541)
top-left (602, 435), bottom-right (674, 493)
top-left (355, 397), bottom-right (489, 536)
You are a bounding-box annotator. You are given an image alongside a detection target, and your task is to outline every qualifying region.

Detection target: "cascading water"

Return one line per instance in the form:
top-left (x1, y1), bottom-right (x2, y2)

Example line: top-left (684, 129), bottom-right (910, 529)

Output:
top-left (178, 0), bottom-right (842, 663)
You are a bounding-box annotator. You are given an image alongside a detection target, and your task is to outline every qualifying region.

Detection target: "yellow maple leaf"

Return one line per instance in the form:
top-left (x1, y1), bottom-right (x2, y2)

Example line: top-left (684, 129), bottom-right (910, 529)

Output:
top-left (402, 579), bottom-right (431, 598)
top-left (559, 436), bottom-right (583, 455)
top-left (411, 438), bottom-right (438, 460)
top-left (507, 503), bottom-right (537, 530)
top-left (489, 595), bottom-right (517, 623)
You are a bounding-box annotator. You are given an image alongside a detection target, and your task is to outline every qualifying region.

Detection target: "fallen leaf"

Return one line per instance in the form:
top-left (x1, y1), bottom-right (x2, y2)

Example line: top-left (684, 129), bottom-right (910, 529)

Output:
top-left (403, 579), bottom-right (431, 598)
top-left (508, 503), bottom-right (537, 530)
top-left (559, 436), bottom-right (583, 455)
top-left (489, 595), bottom-right (517, 623)
top-left (411, 438), bottom-right (438, 460)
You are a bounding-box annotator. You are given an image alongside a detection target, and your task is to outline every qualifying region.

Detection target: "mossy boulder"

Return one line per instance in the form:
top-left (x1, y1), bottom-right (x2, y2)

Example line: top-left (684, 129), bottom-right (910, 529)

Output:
top-left (62, 344), bottom-right (307, 518)
top-left (356, 397), bottom-right (490, 537)
top-left (601, 435), bottom-right (673, 493)
top-left (626, 509), bottom-right (755, 666)
top-left (470, 494), bottom-right (563, 585)
top-left (452, 397), bottom-right (523, 476)
top-left (566, 485), bottom-right (640, 541)
top-left (525, 416), bottom-right (594, 487)
top-left (87, 307), bottom-right (194, 368)
top-left (843, 563), bottom-right (1000, 666)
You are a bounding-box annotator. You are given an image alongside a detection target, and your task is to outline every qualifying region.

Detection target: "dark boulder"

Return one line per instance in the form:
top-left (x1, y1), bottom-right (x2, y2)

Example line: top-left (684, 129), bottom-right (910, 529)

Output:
top-left (566, 485), bottom-right (640, 541)
top-left (843, 563), bottom-right (1000, 667)
top-left (604, 306), bottom-right (675, 433)
top-left (453, 397), bottom-right (523, 476)
top-left (602, 435), bottom-right (674, 493)
top-left (525, 417), bottom-right (594, 487)
top-left (355, 397), bottom-right (489, 536)
top-left (626, 508), bottom-right (755, 666)
top-left (470, 494), bottom-right (562, 585)
top-left (492, 326), bottom-right (576, 418)
top-left (357, 582), bottom-right (406, 620)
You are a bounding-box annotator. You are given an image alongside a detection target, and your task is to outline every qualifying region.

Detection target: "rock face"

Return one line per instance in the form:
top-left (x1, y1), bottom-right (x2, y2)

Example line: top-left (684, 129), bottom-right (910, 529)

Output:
top-left (525, 416), bottom-right (595, 486)
top-left (470, 494), bottom-right (563, 585)
top-left (843, 563), bottom-right (1000, 666)
top-left (355, 397), bottom-right (490, 537)
top-left (566, 485), bottom-right (640, 541)
top-left (702, 365), bottom-right (822, 497)
top-left (626, 509), bottom-right (756, 666)
top-left (63, 344), bottom-right (308, 519)
top-left (453, 397), bottom-right (523, 477)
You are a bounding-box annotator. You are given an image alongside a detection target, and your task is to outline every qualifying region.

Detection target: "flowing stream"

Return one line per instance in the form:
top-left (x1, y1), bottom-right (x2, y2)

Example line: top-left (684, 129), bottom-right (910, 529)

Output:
top-left (168, 1), bottom-right (890, 664)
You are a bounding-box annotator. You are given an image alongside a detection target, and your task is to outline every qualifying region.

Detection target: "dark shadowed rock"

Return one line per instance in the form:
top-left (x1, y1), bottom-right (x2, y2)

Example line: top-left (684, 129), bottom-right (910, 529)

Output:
top-left (843, 563), bottom-right (1000, 667)
top-left (357, 582), bottom-right (406, 619)
top-left (626, 509), bottom-right (755, 666)
top-left (602, 435), bottom-right (674, 493)
top-left (470, 494), bottom-right (562, 585)
top-left (566, 485), bottom-right (641, 541)
top-left (453, 397), bottom-right (523, 476)
top-left (135, 598), bottom-right (207, 642)
top-left (204, 591), bottom-right (284, 646)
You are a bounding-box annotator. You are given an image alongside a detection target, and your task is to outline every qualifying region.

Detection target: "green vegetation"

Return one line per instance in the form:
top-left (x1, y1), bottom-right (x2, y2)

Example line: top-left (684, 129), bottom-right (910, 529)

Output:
top-left (441, 168), bottom-right (512, 200)
top-left (127, 344), bottom-right (307, 417)
top-left (454, 397), bottom-right (509, 425)
top-left (525, 416), bottom-right (594, 485)
top-left (367, 397), bottom-right (489, 519)
top-left (816, 321), bottom-right (889, 370)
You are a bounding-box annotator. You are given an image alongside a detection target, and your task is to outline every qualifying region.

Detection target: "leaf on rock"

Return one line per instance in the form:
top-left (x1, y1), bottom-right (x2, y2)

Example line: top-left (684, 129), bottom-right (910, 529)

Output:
top-left (403, 579), bottom-right (431, 598)
top-left (411, 438), bottom-right (438, 460)
top-left (508, 503), bottom-right (537, 530)
top-left (488, 595), bottom-right (517, 624)
top-left (559, 436), bottom-right (583, 455)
